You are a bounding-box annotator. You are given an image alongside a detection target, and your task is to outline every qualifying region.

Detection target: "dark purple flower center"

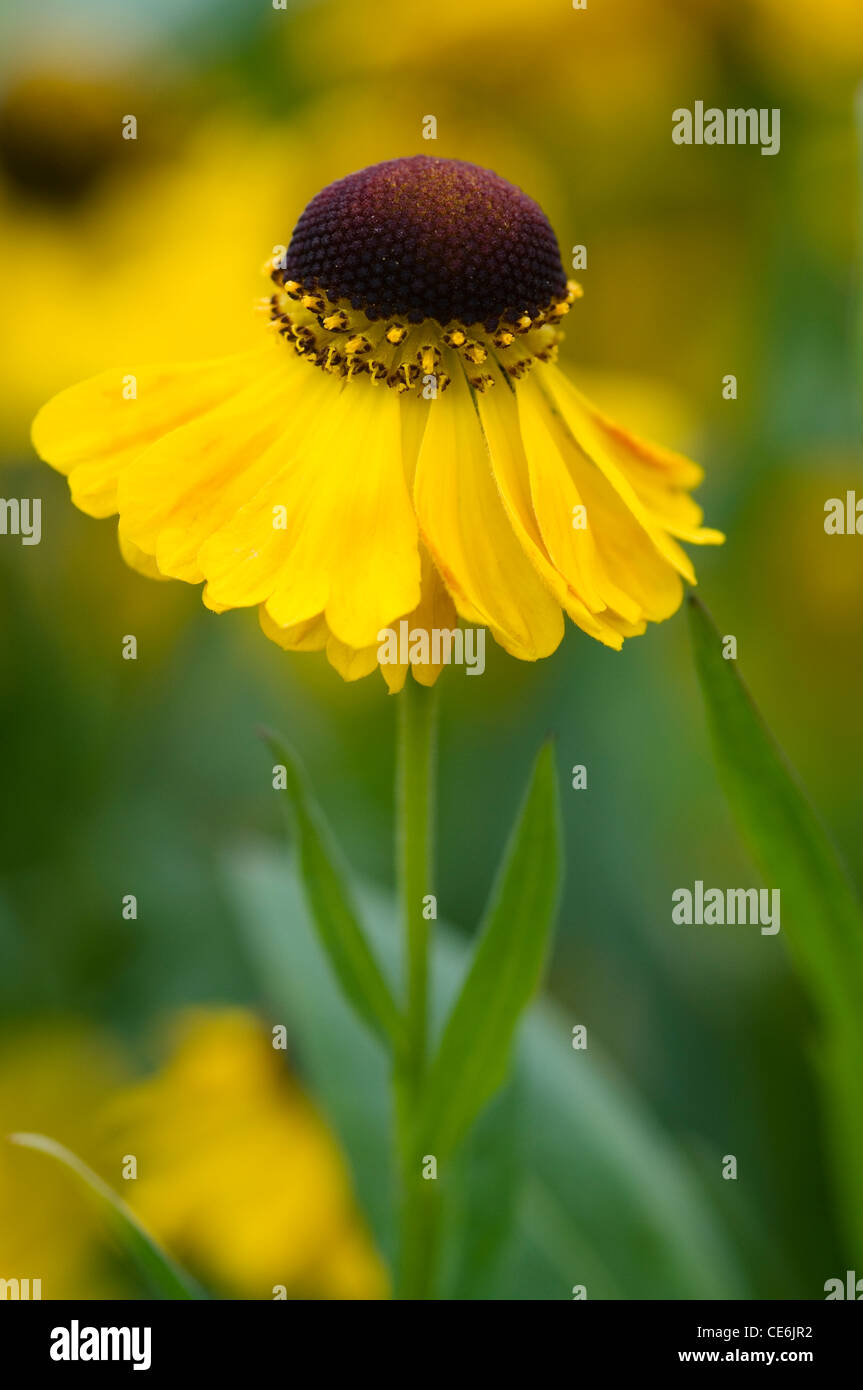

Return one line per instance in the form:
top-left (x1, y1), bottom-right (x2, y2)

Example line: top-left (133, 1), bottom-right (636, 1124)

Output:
top-left (281, 156), bottom-right (568, 330)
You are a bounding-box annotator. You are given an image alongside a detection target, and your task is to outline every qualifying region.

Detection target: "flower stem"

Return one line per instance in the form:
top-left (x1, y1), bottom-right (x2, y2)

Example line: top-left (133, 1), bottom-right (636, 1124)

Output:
top-left (395, 673), bottom-right (439, 1298)
top-left (398, 675), bottom-right (437, 1084)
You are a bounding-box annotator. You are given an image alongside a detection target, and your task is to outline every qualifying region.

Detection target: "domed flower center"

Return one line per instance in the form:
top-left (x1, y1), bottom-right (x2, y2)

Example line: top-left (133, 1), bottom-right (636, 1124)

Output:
top-left (264, 156), bottom-right (580, 396)
top-left (284, 155), bottom-right (567, 327)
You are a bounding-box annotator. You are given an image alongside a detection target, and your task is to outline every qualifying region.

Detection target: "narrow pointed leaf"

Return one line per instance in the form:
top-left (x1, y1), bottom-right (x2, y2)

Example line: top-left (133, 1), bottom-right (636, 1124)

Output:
top-left (688, 596), bottom-right (863, 1248)
top-left (420, 741), bottom-right (561, 1159)
top-left (227, 844), bottom-right (748, 1297)
top-left (8, 1133), bottom-right (203, 1299)
top-left (262, 728), bottom-right (404, 1051)
top-left (687, 595), bottom-right (863, 1019)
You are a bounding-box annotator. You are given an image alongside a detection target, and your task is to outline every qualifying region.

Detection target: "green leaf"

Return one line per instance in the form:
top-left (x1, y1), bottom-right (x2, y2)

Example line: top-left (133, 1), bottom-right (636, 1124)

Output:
top-left (226, 843), bottom-right (749, 1297)
top-left (438, 1081), bottom-right (522, 1299)
top-left (227, 845), bottom-right (397, 1258)
top-left (687, 595), bottom-right (863, 1019)
top-left (261, 727), bottom-right (404, 1052)
top-left (419, 742), bottom-right (561, 1160)
top-left (688, 594), bottom-right (863, 1250)
top-left (7, 1133), bottom-right (204, 1300)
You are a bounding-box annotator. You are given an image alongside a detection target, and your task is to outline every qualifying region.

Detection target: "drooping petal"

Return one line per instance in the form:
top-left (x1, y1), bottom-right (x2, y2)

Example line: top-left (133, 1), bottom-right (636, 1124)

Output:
top-left (514, 378), bottom-right (644, 624)
top-left (616, 452), bottom-right (722, 544)
top-left (118, 528), bottom-right (172, 581)
top-left (478, 379), bottom-right (628, 649)
top-left (118, 361), bottom-right (327, 583)
top-left (31, 348), bottom-right (275, 518)
top-left (260, 544), bottom-right (457, 691)
top-left (325, 636), bottom-right (381, 683)
top-left (564, 437), bottom-right (685, 624)
top-left (538, 364), bottom-right (723, 583)
top-left (258, 608), bottom-right (330, 652)
top-left (199, 376), bottom-right (421, 650)
top-left (379, 546), bottom-right (460, 693)
top-left (414, 370), bottom-right (563, 662)
top-left (526, 370), bottom-right (716, 622)
top-left (567, 384), bottom-right (725, 546)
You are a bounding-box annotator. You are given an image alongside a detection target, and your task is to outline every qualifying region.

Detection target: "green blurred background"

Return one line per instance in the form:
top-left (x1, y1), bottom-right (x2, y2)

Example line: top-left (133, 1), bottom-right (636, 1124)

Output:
top-left (1, 0), bottom-right (862, 1299)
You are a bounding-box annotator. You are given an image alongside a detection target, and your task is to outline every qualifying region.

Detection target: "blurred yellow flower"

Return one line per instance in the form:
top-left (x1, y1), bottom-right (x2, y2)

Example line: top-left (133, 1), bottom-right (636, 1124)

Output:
top-left (1, 1012), bottom-right (387, 1300)
top-left (0, 71), bottom-right (299, 454)
top-left (33, 156), bottom-right (722, 689)
top-left (293, 0), bottom-right (707, 119)
top-left (101, 1010), bottom-right (388, 1300)
top-left (0, 1025), bottom-right (126, 1299)
top-left (748, 0), bottom-right (863, 82)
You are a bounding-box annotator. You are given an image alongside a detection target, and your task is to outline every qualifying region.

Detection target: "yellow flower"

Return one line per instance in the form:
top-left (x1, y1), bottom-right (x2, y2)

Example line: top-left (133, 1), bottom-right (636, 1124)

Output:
top-left (1, 1012), bottom-right (385, 1299)
top-left (0, 1025), bottom-right (127, 1300)
top-left (32, 156), bottom-right (722, 690)
top-left (102, 1010), bottom-right (388, 1300)
top-left (0, 88), bottom-right (294, 453)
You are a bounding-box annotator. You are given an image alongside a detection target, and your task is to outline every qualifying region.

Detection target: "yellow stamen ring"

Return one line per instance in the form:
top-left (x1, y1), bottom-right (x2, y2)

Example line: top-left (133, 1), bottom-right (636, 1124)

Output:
top-left (268, 271), bottom-right (581, 398)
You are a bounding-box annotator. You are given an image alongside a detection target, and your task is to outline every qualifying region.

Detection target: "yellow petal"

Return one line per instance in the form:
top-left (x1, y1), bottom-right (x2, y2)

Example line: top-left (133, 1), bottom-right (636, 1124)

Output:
top-left (326, 636), bottom-right (380, 682)
top-left (414, 370), bottom-right (563, 662)
top-left (259, 608), bottom-right (329, 652)
top-left (566, 444), bottom-right (684, 622)
top-left (571, 379), bottom-right (724, 544)
top-left (378, 545), bottom-right (459, 692)
top-left (200, 376), bottom-right (421, 650)
top-left (528, 370), bottom-right (701, 622)
top-left (478, 381), bottom-right (627, 650)
top-left (118, 527), bottom-right (173, 581)
top-left (399, 390), bottom-right (431, 490)
top-left (380, 661), bottom-right (409, 695)
top-left (118, 362), bottom-right (315, 583)
top-left (538, 365), bottom-right (707, 583)
top-left (615, 452), bottom-right (725, 545)
top-left (32, 348), bottom-right (275, 519)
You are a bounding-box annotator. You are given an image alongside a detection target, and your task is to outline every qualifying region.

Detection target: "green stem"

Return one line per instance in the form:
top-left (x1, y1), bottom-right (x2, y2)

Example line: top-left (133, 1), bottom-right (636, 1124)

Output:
top-left (395, 673), bottom-right (439, 1298)
top-left (398, 675), bottom-right (437, 1086)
